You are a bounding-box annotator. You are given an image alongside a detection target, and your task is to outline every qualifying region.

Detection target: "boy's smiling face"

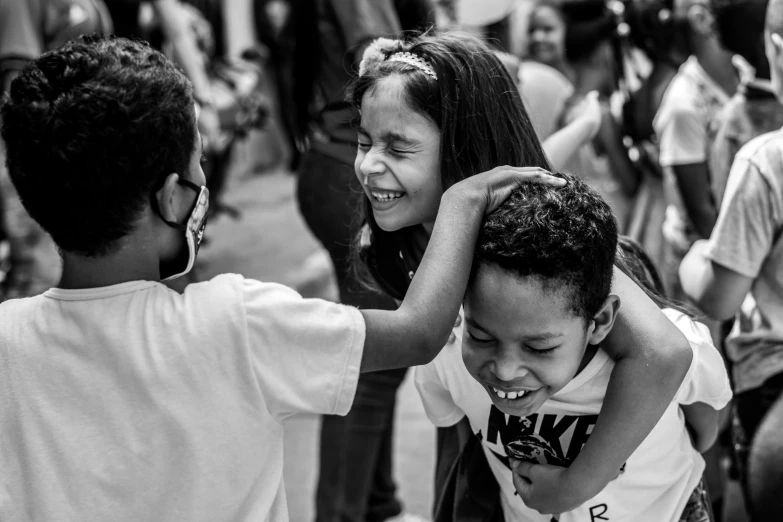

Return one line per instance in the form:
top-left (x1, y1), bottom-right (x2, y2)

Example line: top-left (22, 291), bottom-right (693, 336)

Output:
top-left (462, 263), bottom-right (606, 418)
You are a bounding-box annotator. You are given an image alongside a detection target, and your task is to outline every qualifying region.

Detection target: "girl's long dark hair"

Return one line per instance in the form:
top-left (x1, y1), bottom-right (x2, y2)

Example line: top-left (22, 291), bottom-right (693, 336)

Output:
top-left (348, 31), bottom-right (553, 299)
top-left (615, 235), bottom-right (699, 318)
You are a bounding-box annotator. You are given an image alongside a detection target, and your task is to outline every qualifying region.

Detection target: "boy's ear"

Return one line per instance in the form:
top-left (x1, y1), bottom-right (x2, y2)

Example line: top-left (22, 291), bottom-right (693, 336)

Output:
top-left (588, 295), bottom-right (620, 346)
top-left (155, 173), bottom-right (182, 223)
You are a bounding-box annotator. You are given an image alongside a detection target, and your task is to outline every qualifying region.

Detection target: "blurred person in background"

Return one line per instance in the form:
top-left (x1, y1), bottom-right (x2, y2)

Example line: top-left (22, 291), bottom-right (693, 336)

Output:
top-left (653, 0), bottom-right (737, 299)
top-left (527, 0), bottom-right (571, 79)
top-left (679, 0), bottom-right (783, 517)
top-left (709, 0), bottom-right (783, 210)
top-left (648, 3), bottom-right (739, 515)
top-left (104, 0), bottom-right (224, 154)
top-left (0, 0), bottom-right (112, 300)
top-left (704, 4), bottom-right (783, 515)
top-left (556, 0), bottom-right (642, 233)
top-left (282, 2), bottom-right (435, 521)
top-left (621, 0), bottom-right (689, 271)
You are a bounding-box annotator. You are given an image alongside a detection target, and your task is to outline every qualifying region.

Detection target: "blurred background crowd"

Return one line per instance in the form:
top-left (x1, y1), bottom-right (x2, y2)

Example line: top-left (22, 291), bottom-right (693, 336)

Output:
top-left (1, 0), bottom-right (781, 521)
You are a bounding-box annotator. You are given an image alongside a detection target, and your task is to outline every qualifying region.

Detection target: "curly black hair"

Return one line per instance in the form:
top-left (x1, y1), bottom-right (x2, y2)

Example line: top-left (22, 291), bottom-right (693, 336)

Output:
top-left (474, 173), bottom-right (618, 320)
top-left (0, 35), bottom-right (196, 257)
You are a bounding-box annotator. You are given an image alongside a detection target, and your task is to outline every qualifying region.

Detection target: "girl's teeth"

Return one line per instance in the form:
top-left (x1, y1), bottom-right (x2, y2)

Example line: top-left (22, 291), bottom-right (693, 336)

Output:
top-left (371, 191), bottom-right (404, 201)
top-left (508, 391), bottom-right (518, 400)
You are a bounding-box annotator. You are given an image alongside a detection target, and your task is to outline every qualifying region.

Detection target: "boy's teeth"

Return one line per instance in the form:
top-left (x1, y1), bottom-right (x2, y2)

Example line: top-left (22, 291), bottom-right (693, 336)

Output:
top-left (491, 386), bottom-right (527, 400)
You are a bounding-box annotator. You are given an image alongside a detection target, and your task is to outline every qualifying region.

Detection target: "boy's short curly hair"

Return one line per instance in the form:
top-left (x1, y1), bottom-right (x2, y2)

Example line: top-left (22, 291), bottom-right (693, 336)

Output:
top-left (474, 173), bottom-right (618, 320)
top-left (1, 35), bottom-right (196, 257)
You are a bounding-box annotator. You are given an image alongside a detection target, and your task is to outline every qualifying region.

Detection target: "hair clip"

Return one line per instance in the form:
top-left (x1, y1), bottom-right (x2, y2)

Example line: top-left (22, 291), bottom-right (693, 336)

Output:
top-left (386, 52), bottom-right (438, 80)
top-left (360, 38), bottom-right (401, 76)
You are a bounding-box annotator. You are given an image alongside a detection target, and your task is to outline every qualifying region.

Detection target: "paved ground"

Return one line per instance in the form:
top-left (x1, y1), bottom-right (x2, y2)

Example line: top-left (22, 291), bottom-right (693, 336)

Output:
top-left (193, 134), bottom-right (436, 522)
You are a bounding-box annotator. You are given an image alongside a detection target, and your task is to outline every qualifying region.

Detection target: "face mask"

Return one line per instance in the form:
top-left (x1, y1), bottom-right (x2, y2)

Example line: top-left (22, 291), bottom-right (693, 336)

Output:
top-left (154, 178), bottom-right (210, 281)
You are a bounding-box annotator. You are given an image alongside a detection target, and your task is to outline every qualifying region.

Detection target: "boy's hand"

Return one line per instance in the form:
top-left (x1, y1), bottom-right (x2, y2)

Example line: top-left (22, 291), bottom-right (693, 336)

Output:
top-left (511, 459), bottom-right (613, 514)
top-left (444, 166), bottom-right (563, 216)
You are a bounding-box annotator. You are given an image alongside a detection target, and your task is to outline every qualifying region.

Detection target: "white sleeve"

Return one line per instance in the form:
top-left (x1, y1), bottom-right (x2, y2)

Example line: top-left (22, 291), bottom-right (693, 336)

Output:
top-left (414, 358), bottom-right (465, 428)
top-left (242, 279), bottom-right (365, 421)
top-left (665, 309), bottom-right (733, 409)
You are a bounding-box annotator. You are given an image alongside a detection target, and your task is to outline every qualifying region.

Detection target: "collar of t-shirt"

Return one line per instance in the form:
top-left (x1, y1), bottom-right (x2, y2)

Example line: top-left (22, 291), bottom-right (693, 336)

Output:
top-left (44, 281), bottom-right (159, 301)
top-left (554, 348), bottom-right (611, 398)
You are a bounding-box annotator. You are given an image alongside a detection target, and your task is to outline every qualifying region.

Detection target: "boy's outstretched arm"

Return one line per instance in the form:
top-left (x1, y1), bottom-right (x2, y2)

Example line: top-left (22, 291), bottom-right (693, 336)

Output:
top-left (360, 167), bottom-right (564, 373)
top-left (513, 268), bottom-right (693, 514)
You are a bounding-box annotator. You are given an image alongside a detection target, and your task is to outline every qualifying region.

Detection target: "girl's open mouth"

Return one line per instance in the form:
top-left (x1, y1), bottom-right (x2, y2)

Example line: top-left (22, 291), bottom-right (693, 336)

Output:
top-left (371, 190), bottom-right (405, 202)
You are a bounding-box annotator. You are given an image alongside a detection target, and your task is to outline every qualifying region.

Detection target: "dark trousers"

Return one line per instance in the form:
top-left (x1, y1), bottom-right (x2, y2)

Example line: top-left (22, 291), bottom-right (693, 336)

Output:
top-left (297, 149), bottom-right (404, 522)
top-left (732, 370), bottom-right (783, 514)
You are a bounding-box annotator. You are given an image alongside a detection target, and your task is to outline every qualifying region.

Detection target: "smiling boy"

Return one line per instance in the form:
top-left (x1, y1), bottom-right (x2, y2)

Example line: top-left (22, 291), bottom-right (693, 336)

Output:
top-left (415, 174), bottom-right (732, 521)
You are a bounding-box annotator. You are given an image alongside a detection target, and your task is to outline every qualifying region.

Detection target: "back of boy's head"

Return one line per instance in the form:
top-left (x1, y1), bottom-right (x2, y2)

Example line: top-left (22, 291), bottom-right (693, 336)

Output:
top-left (473, 173), bottom-right (618, 321)
top-left (1, 35), bottom-right (196, 257)
top-left (350, 31), bottom-right (551, 191)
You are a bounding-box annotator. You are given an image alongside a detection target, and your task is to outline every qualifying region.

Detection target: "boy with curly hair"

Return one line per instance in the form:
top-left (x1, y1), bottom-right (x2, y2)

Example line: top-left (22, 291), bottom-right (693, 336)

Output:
top-left (416, 174), bottom-right (732, 521)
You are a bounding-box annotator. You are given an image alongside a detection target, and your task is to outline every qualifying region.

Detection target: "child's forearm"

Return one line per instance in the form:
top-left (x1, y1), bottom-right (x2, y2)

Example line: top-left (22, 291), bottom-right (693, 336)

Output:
top-left (543, 119), bottom-right (595, 171)
top-left (565, 268), bottom-right (693, 500)
top-left (155, 0), bottom-right (213, 102)
top-left (360, 190), bottom-right (483, 372)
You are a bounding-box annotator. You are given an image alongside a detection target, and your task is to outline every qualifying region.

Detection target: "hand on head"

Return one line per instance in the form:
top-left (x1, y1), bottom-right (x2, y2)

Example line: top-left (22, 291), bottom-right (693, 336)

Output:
top-left (445, 166), bottom-right (565, 216)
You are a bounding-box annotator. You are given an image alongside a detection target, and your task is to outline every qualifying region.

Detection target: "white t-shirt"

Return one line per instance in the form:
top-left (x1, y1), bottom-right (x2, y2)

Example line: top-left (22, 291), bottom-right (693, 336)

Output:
top-left (415, 309), bottom-right (731, 522)
top-left (0, 274), bottom-right (365, 522)
top-left (705, 128), bottom-right (783, 393)
top-left (654, 56), bottom-right (731, 248)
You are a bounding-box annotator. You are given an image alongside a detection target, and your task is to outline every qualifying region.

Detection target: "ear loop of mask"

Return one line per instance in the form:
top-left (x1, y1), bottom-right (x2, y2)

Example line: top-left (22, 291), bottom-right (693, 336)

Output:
top-left (150, 177), bottom-right (205, 230)
top-left (150, 177), bottom-right (210, 280)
